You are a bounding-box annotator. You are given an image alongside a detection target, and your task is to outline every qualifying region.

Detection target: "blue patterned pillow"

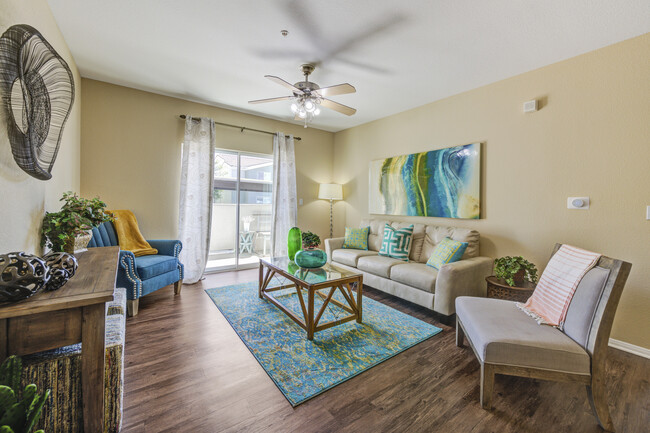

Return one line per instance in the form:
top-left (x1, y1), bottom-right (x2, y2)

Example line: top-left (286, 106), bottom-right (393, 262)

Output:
top-left (342, 226), bottom-right (370, 250)
top-left (426, 237), bottom-right (468, 270)
top-left (378, 224), bottom-right (414, 261)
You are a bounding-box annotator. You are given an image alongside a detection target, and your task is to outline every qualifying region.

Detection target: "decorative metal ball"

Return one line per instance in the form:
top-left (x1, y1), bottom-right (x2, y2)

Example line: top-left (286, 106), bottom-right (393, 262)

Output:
top-left (0, 252), bottom-right (50, 302)
top-left (43, 251), bottom-right (78, 291)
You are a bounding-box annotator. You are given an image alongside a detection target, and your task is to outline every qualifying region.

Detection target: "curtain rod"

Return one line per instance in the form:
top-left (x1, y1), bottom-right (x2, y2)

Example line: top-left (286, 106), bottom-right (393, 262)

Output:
top-left (179, 115), bottom-right (301, 141)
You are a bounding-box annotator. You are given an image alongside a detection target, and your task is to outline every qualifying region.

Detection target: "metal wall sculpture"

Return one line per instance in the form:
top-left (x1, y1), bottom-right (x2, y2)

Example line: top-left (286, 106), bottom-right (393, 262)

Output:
top-left (0, 24), bottom-right (75, 180)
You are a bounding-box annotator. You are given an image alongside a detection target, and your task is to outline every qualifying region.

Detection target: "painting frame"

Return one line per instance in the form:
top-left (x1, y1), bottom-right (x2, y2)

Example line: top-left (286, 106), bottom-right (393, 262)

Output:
top-left (368, 143), bottom-right (481, 219)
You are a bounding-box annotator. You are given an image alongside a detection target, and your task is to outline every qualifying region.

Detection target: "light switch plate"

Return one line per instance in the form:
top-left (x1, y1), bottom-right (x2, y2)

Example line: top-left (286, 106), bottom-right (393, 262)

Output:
top-left (646, 205), bottom-right (650, 220)
top-left (567, 197), bottom-right (589, 209)
top-left (299, 198), bottom-right (303, 206)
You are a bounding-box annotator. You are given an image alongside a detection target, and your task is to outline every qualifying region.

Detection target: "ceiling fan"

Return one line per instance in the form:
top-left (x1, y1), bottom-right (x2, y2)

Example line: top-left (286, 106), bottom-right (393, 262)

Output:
top-left (249, 64), bottom-right (356, 127)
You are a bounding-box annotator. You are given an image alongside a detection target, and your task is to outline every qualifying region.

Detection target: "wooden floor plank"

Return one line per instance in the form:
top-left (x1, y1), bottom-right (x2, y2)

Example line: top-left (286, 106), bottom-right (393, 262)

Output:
top-left (121, 269), bottom-right (650, 433)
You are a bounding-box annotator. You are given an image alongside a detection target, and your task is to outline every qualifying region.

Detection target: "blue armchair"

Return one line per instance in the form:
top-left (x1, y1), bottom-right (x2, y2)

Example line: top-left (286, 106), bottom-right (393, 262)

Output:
top-left (87, 221), bottom-right (184, 316)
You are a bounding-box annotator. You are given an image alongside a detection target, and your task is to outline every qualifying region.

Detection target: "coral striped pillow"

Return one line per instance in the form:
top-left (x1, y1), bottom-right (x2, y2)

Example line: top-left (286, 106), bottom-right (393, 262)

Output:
top-left (517, 244), bottom-right (601, 328)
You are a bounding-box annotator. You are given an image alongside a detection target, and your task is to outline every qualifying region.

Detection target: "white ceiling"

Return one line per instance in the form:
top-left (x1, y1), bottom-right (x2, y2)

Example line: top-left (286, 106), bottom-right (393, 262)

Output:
top-left (48, 0), bottom-right (650, 132)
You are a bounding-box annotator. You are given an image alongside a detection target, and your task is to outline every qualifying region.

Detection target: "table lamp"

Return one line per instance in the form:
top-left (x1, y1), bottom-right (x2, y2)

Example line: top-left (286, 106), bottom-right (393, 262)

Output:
top-left (318, 183), bottom-right (343, 239)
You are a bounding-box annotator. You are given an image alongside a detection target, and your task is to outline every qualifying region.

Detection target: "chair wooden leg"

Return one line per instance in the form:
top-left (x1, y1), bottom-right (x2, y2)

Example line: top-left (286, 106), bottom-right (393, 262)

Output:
top-left (586, 379), bottom-right (615, 431)
top-left (127, 299), bottom-right (139, 317)
top-left (174, 279), bottom-right (183, 295)
top-left (480, 363), bottom-right (495, 410)
top-left (456, 318), bottom-right (465, 347)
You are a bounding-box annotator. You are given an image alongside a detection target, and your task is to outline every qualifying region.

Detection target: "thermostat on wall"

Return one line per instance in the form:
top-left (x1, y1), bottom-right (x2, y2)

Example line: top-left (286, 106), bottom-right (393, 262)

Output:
top-left (567, 197), bottom-right (589, 209)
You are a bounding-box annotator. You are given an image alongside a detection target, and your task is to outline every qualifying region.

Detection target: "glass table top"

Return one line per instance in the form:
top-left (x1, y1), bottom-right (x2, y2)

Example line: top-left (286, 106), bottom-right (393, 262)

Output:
top-left (262, 256), bottom-right (361, 285)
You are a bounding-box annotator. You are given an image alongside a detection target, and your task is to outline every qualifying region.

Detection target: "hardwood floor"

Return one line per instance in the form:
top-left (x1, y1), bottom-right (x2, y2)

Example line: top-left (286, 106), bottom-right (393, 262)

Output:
top-left (122, 270), bottom-right (649, 433)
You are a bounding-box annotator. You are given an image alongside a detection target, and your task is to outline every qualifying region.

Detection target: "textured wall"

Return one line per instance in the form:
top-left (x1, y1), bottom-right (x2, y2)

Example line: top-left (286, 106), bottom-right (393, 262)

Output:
top-left (80, 79), bottom-right (335, 248)
top-left (0, 0), bottom-right (81, 253)
top-left (333, 34), bottom-right (650, 349)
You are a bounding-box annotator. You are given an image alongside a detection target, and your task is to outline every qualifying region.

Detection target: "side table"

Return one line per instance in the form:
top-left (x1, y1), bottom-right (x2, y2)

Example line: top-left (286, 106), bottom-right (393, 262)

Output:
top-left (486, 276), bottom-right (535, 303)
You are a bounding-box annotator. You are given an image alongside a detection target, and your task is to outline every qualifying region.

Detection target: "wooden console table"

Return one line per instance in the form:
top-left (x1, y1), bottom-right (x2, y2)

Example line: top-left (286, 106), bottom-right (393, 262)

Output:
top-left (0, 246), bottom-right (119, 433)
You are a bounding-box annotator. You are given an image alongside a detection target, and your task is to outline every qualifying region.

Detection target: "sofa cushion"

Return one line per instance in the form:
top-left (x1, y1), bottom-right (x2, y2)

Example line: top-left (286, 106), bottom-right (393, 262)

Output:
top-left (136, 255), bottom-right (178, 280)
top-left (456, 297), bottom-right (590, 375)
top-left (342, 226), bottom-right (370, 250)
top-left (357, 255), bottom-right (405, 278)
top-left (331, 249), bottom-right (378, 267)
top-left (378, 224), bottom-right (414, 261)
top-left (419, 226), bottom-right (480, 262)
top-left (426, 237), bottom-right (468, 270)
top-left (390, 263), bottom-right (438, 293)
top-left (392, 222), bottom-right (426, 261)
top-left (361, 219), bottom-right (390, 251)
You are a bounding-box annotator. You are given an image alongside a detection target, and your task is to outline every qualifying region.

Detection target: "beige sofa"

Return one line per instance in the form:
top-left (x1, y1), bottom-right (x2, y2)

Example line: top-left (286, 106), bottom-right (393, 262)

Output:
top-left (325, 219), bottom-right (493, 319)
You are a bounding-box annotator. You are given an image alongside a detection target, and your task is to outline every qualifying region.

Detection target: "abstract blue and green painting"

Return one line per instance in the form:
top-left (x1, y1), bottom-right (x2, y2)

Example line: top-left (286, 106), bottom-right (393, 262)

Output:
top-left (369, 143), bottom-right (481, 219)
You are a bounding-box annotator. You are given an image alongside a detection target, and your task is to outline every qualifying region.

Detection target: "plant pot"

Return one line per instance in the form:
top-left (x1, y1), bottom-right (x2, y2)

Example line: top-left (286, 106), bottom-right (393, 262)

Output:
top-left (294, 248), bottom-right (327, 269)
top-left (513, 269), bottom-right (526, 287)
top-left (64, 231), bottom-right (92, 255)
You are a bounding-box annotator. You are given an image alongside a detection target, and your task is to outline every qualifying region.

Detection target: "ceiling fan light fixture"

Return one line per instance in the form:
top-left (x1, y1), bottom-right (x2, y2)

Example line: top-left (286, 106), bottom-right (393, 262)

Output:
top-left (304, 99), bottom-right (315, 112)
top-left (290, 102), bottom-right (298, 113)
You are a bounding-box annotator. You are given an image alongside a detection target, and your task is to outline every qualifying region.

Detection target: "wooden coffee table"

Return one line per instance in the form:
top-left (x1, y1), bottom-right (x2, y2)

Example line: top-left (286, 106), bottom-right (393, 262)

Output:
top-left (259, 257), bottom-right (363, 340)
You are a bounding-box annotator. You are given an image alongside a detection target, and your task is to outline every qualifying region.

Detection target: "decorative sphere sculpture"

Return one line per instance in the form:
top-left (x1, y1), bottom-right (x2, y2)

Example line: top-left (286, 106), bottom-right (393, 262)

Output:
top-left (43, 251), bottom-right (78, 291)
top-left (0, 252), bottom-right (50, 302)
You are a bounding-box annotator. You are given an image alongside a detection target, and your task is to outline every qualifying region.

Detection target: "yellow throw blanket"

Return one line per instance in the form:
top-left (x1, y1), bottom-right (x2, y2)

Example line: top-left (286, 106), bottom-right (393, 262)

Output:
top-left (110, 210), bottom-right (158, 257)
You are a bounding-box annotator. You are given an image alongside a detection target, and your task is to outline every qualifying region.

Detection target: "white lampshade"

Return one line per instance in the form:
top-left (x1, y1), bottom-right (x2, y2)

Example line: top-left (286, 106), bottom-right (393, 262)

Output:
top-left (318, 183), bottom-right (343, 200)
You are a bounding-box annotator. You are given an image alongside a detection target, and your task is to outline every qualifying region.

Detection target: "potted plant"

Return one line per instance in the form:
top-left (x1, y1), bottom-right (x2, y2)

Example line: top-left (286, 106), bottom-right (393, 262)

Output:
top-left (301, 231), bottom-right (321, 250)
top-left (0, 356), bottom-right (50, 433)
top-left (294, 231), bottom-right (327, 268)
top-left (494, 256), bottom-right (538, 287)
top-left (41, 192), bottom-right (113, 254)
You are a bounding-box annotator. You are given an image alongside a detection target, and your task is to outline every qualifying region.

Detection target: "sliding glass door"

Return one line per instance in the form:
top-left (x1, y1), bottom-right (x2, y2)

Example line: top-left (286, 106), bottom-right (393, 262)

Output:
top-left (206, 150), bottom-right (273, 271)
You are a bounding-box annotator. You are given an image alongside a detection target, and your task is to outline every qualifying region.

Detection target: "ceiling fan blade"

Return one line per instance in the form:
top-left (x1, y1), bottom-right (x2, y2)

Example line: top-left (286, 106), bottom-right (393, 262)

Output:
top-left (314, 83), bottom-right (356, 97)
top-left (248, 96), bottom-right (293, 104)
top-left (265, 75), bottom-right (304, 95)
top-left (320, 98), bottom-right (356, 116)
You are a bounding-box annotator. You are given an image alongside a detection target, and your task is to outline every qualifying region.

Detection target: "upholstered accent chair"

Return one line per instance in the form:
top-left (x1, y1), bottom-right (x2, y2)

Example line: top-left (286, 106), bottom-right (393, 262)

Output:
top-left (455, 244), bottom-right (631, 432)
top-left (88, 221), bottom-right (184, 316)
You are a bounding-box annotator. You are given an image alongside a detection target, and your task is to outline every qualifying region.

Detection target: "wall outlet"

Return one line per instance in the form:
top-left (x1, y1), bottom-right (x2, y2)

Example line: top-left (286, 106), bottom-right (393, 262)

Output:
top-left (299, 198), bottom-right (303, 206)
top-left (567, 197), bottom-right (589, 209)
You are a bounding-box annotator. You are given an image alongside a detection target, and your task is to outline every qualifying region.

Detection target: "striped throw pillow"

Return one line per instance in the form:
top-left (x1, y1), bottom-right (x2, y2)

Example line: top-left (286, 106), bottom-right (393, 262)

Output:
top-left (378, 224), bottom-right (414, 261)
top-left (342, 227), bottom-right (370, 250)
top-left (426, 237), bottom-right (468, 270)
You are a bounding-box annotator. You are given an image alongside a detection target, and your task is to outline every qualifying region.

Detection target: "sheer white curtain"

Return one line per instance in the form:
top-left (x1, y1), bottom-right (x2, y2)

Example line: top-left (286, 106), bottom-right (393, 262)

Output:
top-left (271, 132), bottom-right (297, 258)
top-left (178, 116), bottom-right (215, 283)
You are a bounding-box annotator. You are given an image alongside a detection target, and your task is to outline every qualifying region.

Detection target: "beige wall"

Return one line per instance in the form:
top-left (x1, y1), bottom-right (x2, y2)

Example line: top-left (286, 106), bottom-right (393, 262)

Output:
top-left (333, 34), bottom-right (650, 349)
top-left (0, 0), bottom-right (81, 253)
top-left (80, 79), bottom-right (335, 246)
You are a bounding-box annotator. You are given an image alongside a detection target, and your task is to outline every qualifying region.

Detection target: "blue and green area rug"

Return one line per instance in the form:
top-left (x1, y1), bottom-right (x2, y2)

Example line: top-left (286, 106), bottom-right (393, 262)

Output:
top-left (205, 281), bottom-right (442, 406)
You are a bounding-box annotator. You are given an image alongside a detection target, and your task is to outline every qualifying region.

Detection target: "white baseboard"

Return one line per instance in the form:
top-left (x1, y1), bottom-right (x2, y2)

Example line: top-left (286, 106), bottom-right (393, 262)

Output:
top-left (609, 338), bottom-right (650, 359)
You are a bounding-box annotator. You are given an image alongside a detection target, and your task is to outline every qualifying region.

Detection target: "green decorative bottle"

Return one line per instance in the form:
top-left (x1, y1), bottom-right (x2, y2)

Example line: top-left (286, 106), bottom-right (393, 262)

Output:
top-left (287, 227), bottom-right (302, 261)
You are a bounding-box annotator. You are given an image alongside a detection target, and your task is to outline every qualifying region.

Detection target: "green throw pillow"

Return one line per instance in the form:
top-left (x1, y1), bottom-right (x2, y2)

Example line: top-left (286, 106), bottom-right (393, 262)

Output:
top-left (378, 224), bottom-right (414, 261)
top-left (342, 226), bottom-right (370, 250)
top-left (426, 237), bottom-right (468, 270)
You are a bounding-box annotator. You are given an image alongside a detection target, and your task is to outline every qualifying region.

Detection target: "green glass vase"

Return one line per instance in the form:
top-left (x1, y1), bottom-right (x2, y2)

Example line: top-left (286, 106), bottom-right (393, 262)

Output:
top-left (287, 227), bottom-right (302, 261)
top-left (295, 248), bottom-right (327, 268)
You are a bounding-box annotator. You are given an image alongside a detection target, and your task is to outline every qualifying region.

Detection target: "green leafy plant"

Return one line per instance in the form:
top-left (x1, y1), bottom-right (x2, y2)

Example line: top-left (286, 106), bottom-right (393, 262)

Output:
top-left (0, 356), bottom-right (49, 433)
top-left (301, 231), bottom-right (321, 249)
top-left (41, 192), bottom-right (113, 252)
top-left (494, 256), bottom-right (538, 287)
